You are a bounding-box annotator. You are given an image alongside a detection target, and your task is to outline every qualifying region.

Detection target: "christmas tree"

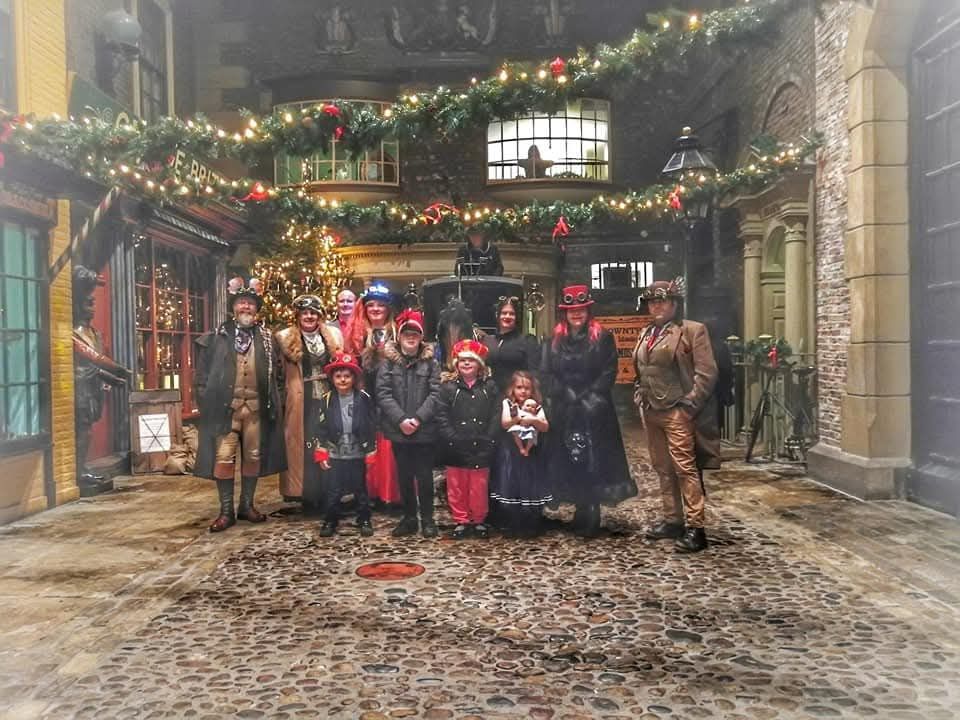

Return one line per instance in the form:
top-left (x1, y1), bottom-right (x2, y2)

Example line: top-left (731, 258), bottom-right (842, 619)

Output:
top-left (253, 223), bottom-right (351, 328)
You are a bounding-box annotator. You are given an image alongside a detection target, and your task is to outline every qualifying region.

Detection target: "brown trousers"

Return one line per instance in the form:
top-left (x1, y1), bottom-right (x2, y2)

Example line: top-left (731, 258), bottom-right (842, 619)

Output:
top-left (645, 406), bottom-right (705, 528)
top-left (213, 403), bottom-right (261, 478)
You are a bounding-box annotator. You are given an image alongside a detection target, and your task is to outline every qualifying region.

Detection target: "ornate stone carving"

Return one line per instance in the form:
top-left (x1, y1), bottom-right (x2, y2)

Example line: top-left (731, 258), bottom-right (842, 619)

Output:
top-left (386, 0), bottom-right (498, 53)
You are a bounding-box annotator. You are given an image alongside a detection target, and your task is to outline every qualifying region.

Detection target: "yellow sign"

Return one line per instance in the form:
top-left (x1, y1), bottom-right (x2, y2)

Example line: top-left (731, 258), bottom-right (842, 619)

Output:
top-left (596, 314), bottom-right (651, 384)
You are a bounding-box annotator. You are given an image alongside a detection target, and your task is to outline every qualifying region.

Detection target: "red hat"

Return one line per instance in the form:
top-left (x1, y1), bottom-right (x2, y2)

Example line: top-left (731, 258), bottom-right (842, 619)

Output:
top-left (324, 350), bottom-right (362, 377)
top-left (396, 309), bottom-right (424, 335)
top-left (452, 338), bottom-right (488, 366)
top-left (558, 284), bottom-right (594, 310)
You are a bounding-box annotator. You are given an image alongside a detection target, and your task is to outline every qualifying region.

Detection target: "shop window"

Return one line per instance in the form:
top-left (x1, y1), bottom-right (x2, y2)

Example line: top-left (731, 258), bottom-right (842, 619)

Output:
top-left (0, 0), bottom-right (14, 111)
top-left (590, 261), bottom-right (653, 290)
top-left (487, 98), bottom-right (611, 182)
top-left (274, 100), bottom-right (399, 186)
top-left (135, 237), bottom-right (211, 414)
top-left (137, 0), bottom-right (168, 122)
top-left (0, 220), bottom-right (46, 442)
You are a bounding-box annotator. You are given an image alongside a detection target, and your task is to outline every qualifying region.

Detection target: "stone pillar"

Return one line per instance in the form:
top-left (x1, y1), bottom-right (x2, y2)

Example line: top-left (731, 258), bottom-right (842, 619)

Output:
top-left (741, 219), bottom-right (764, 342)
top-left (783, 222), bottom-right (807, 351)
top-left (807, 0), bottom-right (914, 499)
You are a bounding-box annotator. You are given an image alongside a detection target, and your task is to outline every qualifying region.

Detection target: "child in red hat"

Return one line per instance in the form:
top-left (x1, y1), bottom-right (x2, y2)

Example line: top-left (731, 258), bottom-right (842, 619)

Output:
top-left (436, 338), bottom-right (501, 539)
top-left (312, 351), bottom-right (378, 538)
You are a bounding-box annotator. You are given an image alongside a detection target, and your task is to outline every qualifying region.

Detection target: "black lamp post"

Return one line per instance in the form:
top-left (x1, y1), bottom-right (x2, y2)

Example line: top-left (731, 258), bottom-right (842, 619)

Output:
top-left (661, 126), bottom-right (717, 318)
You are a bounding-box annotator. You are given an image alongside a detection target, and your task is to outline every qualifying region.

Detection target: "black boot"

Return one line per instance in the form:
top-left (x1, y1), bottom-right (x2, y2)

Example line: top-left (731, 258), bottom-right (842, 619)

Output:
top-left (392, 516), bottom-right (419, 537)
top-left (210, 479), bottom-right (236, 532)
top-left (675, 527), bottom-right (708, 553)
top-left (237, 476), bottom-right (266, 523)
top-left (646, 521), bottom-right (685, 541)
top-left (420, 511), bottom-right (438, 538)
top-left (573, 504), bottom-right (602, 538)
top-left (318, 520), bottom-right (338, 537)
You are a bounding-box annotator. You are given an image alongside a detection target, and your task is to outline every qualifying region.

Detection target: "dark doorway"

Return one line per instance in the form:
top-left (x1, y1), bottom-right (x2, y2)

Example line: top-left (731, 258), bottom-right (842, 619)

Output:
top-left (909, 2), bottom-right (960, 514)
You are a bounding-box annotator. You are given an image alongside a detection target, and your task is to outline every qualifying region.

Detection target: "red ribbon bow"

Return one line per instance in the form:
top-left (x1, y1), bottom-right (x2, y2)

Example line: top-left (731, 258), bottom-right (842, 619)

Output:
top-left (422, 202), bottom-right (458, 224)
top-left (322, 104), bottom-right (341, 118)
top-left (768, 346), bottom-right (779, 368)
top-left (552, 215), bottom-right (570, 241)
top-left (240, 183), bottom-right (270, 202)
top-left (334, 126), bottom-right (345, 140)
top-left (668, 185), bottom-right (683, 211)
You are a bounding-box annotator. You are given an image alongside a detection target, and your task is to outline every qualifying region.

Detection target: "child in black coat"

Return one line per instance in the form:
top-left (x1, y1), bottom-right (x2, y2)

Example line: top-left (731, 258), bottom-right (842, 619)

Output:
top-left (436, 339), bottom-right (500, 540)
top-left (313, 351), bottom-right (377, 537)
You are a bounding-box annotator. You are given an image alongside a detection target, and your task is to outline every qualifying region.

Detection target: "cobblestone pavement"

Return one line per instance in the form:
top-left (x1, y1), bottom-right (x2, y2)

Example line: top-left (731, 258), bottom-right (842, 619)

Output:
top-left (3, 424), bottom-right (960, 719)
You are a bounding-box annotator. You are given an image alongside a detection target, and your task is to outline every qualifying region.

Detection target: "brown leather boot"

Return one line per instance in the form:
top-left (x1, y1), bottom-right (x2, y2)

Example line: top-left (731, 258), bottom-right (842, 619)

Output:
top-left (210, 479), bottom-right (236, 532)
top-left (237, 476), bottom-right (266, 523)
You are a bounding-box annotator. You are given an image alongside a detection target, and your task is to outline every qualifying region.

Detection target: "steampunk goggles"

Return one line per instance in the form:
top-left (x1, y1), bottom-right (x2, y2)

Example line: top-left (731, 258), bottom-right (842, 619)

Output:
top-left (562, 290), bottom-right (590, 305)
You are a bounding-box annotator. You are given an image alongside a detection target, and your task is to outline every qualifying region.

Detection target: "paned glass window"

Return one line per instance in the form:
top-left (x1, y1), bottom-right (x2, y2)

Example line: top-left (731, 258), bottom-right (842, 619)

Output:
top-left (0, 0), bottom-right (14, 111)
top-left (135, 237), bottom-right (211, 414)
top-left (275, 100), bottom-right (399, 186)
top-left (590, 261), bottom-right (653, 290)
top-left (138, 0), bottom-right (168, 122)
top-left (0, 220), bottom-right (46, 441)
top-left (487, 99), bottom-right (611, 182)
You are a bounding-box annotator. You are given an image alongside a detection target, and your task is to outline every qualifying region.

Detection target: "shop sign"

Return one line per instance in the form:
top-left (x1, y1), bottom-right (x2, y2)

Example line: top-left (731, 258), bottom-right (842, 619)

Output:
top-left (0, 183), bottom-right (56, 221)
top-left (595, 314), bottom-right (651, 384)
top-left (172, 149), bottom-right (227, 187)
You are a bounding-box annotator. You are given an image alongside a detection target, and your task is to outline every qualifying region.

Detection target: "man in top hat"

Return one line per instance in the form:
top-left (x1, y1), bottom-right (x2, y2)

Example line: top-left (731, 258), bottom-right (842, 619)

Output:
top-left (275, 294), bottom-right (342, 510)
top-left (633, 278), bottom-right (719, 553)
top-left (454, 229), bottom-right (503, 277)
top-left (194, 278), bottom-right (286, 532)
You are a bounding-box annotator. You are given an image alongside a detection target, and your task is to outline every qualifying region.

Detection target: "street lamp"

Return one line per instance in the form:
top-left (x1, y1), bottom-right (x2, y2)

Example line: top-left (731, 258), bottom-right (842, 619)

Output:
top-left (95, 9), bottom-right (143, 94)
top-left (661, 126), bottom-right (717, 318)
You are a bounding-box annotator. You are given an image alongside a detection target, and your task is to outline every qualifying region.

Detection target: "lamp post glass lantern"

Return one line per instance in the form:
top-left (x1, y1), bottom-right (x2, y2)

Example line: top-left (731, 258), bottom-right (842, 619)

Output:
top-left (661, 126), bottom-right (717, 316)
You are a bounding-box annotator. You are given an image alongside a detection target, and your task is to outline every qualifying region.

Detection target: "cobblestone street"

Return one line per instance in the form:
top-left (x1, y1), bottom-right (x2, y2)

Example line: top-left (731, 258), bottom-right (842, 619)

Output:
top-left (2, 423), bottom-right (960, 720)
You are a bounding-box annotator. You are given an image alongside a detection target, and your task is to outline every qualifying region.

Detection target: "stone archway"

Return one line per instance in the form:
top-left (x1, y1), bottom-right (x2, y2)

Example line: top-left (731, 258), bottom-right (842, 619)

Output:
top-left (807, 0), bottom-right (924, 500)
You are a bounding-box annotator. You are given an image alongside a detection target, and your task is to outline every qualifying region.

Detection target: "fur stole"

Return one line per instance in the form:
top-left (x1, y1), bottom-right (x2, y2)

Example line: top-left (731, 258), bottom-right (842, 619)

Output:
top-left (275, 323), bottom-right (342, 364)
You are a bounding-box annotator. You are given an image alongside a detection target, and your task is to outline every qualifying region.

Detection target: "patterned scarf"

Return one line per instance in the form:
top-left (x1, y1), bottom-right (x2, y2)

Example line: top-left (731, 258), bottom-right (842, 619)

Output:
top-left (235, 326), bottom-right (254, 354)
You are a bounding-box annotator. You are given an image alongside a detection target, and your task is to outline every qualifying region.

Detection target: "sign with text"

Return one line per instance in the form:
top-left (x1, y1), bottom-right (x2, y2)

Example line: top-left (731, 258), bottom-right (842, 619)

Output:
top-left (596, 314), bottom-right (651, 384)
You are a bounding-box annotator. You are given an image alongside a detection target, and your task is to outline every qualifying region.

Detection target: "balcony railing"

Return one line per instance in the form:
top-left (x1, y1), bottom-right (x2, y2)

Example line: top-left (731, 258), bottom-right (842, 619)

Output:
top-left (274, 100), bottom-right (399, 187)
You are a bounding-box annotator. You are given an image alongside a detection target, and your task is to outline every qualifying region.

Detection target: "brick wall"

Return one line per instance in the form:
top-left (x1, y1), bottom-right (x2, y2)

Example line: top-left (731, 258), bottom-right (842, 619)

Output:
top-left (14, 0), bottom-right (78, 507)
top-left (812, 0), bottom-right (853, 449)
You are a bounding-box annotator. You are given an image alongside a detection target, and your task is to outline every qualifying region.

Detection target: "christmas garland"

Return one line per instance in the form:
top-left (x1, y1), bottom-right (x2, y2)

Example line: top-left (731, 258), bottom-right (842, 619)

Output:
top-left (0, 0), bottom-right (807, 181)
top-left (244, 134), bottom-right (820, 245)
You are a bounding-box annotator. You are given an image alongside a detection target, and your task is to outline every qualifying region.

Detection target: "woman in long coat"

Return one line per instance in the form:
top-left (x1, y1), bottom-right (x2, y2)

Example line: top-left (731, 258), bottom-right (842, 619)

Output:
top-left (483, 295), bottom-right (540, 391)
top-left (274, 295), bottom-right (342, 512)
top-left (343, 281), bottom-right (401, 506)
top-left (541, 285), bottom-right (636, 536)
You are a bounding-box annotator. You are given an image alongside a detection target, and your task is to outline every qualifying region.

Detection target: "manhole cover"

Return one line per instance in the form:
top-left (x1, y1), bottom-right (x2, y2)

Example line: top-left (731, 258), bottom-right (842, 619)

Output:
top-left (355, 562), bottom-right (426, 580)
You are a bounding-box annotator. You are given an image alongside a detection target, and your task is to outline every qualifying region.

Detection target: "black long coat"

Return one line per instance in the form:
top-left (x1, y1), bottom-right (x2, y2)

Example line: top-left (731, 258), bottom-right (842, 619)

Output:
top-left (193, 321), bottom-right (287, 479)
top-left (483, 329), bottom-right (540, 391)
top-left (436, 374), bottom-right (501, 468)
top-left (541, 328), bottom-right (636, 506)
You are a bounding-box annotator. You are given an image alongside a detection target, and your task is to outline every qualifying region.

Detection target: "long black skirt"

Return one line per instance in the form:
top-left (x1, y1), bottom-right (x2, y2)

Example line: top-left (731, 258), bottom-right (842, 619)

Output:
top-left (488, 433), bottom-right (552, 533)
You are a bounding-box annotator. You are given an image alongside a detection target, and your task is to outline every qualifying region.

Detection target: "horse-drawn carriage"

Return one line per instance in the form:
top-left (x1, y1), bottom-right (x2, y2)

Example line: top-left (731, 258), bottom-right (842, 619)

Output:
top-left (420, 275), bottom-right (528, 367)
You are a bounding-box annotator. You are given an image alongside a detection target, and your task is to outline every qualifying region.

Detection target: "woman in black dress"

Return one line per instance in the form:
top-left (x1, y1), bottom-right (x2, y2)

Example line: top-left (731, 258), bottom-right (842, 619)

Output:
top-left (541, 285), bottom-right (637, 536)
top-left (483, 296), bottom-right (540, 392)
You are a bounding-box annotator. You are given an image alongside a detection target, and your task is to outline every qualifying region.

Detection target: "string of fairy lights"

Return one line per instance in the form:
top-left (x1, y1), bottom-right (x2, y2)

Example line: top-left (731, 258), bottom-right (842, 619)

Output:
top-left (0, 0), bottom-right (819, 314)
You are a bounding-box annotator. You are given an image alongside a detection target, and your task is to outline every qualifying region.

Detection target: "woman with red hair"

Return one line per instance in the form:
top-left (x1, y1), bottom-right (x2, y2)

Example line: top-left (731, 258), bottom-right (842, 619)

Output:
top-left (343, 281), bottom-right (402, 507)
top-left (541, 285), bottom-right (636, 536)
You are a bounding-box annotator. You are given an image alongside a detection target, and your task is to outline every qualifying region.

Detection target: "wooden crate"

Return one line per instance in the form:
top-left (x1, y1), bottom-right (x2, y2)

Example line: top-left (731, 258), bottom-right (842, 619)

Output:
top-left (129, 390), bottom-right (183, 474)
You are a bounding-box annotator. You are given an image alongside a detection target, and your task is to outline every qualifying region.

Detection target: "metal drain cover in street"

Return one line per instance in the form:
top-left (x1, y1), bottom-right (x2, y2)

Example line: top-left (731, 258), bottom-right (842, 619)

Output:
top-left (355, 561), bottom-right (426, 580)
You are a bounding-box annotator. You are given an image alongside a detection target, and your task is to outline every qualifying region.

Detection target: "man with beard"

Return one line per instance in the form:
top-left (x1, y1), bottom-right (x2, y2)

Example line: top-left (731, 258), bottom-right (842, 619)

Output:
top-left (194, 278), bottom-right (286, 531)
top-left (276, 295), bottom-right (342, 511)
